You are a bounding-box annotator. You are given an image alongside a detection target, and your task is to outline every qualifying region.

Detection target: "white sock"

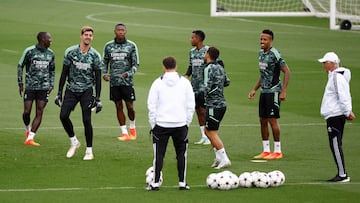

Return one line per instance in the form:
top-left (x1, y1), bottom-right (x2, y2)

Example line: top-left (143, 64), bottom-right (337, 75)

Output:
top-left (120, 125), bottom-right (128, 134)
top-left (274, 141), bottom-right (281, 153)
top-left (179, 182), bottom-right (186, 187)
top-left (70, 136), bottom-right (79, 145)
top-left (86, 147), bottom-right (92, 154)
top-left (262, 140), bottom-right (270, 152)
top-left (130, 120), bottom-right (136, 129)
top-left (213, 148), bottom-right (220, 161)
top-left (25, 125), bottom-right (31, 132)
top-left (200, 126), bottom-right (206, 138)
top-left (217, 148), bottom-right (230, 161)
top-left (26, 131), bottom-right (35, 140)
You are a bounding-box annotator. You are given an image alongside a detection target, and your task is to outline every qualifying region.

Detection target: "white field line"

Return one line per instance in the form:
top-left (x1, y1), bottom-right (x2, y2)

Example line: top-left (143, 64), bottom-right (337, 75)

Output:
top-left (1, 182), bottom-right (359, 192)
top-left (3, 123), bottom-right (329, 131)
top-left (1, 49), bottom-right (19, 54)
top-left (57, 0), bottom-right (333, 32)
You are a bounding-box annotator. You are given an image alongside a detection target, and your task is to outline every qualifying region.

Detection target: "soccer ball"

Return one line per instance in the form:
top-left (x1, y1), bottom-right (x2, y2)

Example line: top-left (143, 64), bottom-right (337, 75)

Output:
top-left (269, 170), bottom-right (285, 186)
top-left (216, 173), bottom-right (232, 190)
top-left (145, 166), bottom-right (155, 177)
top-left (206, 173), bottom-right (218, 189)
top-left (145, 166), bottom-right (163, 186)
top-left (229, 173), bottom-right (239, 189)
top-left (238, 172), bottom-right (253, 188)
top-left (253, 172), bottom-right (270, 188)
top-left (268, 171), bottom-right (282, 187)
top-left (221, 171), bottom-right (239, 189)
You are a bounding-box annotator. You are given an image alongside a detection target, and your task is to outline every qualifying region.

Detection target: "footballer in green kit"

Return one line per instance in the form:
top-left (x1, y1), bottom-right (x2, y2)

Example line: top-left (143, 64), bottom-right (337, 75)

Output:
top-left (102, 23), bottom-right (139, 141)
top-left (18, 32), bottom-right (55, 147)
top-left (55, 26), bottom-right (102, 161)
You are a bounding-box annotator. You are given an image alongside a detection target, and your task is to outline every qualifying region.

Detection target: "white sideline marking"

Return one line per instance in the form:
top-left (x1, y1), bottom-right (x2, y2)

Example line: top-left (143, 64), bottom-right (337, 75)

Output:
top-left (3, 123), bottom-right (328, 131)
top-left (57, 0), bottom-right (333, 32)
top-left (58, 0), bottom-right (203, 16)
top-left (1, 182), bottom-right (359, 192)
top-left (1, 49), bottom-right (19, 54)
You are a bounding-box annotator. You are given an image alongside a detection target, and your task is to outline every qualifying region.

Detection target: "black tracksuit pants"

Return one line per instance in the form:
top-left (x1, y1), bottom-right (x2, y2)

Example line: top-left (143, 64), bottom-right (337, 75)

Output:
top-left (326, 115), bottom-right (347, 176)
top-left (152, 125), bottom-right (188, 184)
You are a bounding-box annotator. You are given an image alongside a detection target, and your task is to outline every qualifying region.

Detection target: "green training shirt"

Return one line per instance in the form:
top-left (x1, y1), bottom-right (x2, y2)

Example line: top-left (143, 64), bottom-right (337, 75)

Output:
top-left (258, 47), bottom-right (287, 93)
top-left (103, 39), bottom-right (139, 87)
top-left (204, 62), bottom-right (228, 108)
top-left (17, 44), bottom-right (55, 90)
top-left (63, 45), bottom-right (102, 92)
top-left (188, 45), bottom-right (208, 94)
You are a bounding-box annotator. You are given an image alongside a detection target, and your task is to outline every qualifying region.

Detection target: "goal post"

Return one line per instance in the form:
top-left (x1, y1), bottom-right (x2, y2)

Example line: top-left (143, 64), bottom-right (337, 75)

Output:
top-left (210, 0), bottom-right (360, 30)
top-left (304, 0), bottom-right (360, 30)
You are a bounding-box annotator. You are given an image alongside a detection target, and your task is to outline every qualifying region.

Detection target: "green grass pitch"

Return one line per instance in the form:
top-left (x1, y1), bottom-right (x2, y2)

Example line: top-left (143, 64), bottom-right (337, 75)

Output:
top-left (0, 0), bottom-right (359, 202)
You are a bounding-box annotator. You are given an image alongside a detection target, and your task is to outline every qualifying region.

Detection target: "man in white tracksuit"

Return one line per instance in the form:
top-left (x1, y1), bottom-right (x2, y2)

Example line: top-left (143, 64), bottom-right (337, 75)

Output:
top-left (318, 52), bottom-right (355, 182)
top-left (147, 56), bottom-right (195, 191)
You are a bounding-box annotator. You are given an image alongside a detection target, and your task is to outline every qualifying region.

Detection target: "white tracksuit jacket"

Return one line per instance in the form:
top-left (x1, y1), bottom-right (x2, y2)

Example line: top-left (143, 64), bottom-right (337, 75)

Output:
top-left (321, 67), bottom-right (352, 120)
top-left (147, 72), bottom-right (195, 129)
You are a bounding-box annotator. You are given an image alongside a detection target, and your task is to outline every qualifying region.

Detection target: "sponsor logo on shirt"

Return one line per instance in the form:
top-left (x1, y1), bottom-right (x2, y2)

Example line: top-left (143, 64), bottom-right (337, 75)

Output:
top-left (73, 61), bottom-right (91, 70)
top-left (32, 60), bottom-right (50, 69)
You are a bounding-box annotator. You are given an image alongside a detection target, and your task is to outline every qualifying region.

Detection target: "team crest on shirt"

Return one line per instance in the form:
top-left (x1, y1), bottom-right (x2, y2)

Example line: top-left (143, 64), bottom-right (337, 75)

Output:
top-left (327, 127), bottom-right (332, 133)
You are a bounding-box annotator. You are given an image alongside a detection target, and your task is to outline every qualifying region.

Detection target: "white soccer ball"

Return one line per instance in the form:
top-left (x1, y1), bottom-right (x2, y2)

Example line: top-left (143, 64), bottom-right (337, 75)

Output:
top-left (268, 171), bottom-right (282, 187)
top-left (145, 166), bottom-right (155, 177)
top-left (145, 166), bottom-right (163, 186)
top-left (253, 172), bottom-right (270, 188)
top-left (238, 172), bottom-right (253, 188)
top-left (220, 171), bottom-right (239, 189)
top-left (217, 174), bottom-right (232, 190)
top-left (269, 170), bottom-right (285, 185)
top-left (206, 173), bottom-right (218, 189)
top-left (229, 173), bottom-right (239, 189)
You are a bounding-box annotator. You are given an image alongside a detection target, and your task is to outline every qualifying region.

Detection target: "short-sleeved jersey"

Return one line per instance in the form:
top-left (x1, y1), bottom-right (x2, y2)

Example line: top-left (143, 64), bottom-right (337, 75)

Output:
top-left (258, 47), bottom-right (287, 93)
top-left (103, 39), bottom-right (139, 87)
top-left (188, 45), bottom-right (208, 94)
top-left (63, 45), bottom-right (102, 92)
top-left (203, 62), bottom-right (227, 108)
top-left (17, 44), bottom-right (55, 90)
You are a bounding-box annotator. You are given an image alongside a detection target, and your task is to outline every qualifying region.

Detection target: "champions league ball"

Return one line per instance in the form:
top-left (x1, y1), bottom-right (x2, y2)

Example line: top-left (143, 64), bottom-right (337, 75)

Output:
top-left (253, 172), bottom-right (270, 188)
top-left (206, 173), bottom-right (218, 189)
top-left (238, 172), bottom-right (254, 188)
top-left (145, 166), bottom-right (155, 177)
top-left (220, 171), bottom-right (239, 189)
top-left (216, 172), bottom-right (232, 191)
top-left (206, 171), bottom-right (240, 190)
top-left (145, 166), bottom-right (163, 186)
top-left (268, 170), bottom-right (285, 186)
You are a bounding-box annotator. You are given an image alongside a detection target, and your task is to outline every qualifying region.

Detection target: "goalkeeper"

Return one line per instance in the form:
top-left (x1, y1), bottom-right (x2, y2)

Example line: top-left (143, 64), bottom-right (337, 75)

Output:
top-left (55, 26), bottom-right (102, 161)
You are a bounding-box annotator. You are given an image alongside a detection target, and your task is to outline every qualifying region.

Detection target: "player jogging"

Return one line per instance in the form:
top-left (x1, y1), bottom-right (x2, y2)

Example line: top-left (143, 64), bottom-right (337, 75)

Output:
top-left (18, 32), bottom-right (55, 146)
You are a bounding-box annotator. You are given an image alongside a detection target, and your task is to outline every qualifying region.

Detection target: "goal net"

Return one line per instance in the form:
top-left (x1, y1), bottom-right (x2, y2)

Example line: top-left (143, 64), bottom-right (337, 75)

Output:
top-left (210, 0), bottom-right (360, 30)
top-left (304, 0), bottom-right (360, 30)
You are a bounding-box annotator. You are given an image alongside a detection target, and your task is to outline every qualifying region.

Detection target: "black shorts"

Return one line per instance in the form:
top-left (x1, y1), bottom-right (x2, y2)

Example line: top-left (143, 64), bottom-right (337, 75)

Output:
top-left (23, 90), bottom-right (48, 102)
top-left (195, 92), bottom-right (205, 109)
top-left (61, 88), bottom-right (93, 111)
top-left (259, 92), bottom-right (280, 118)
top-left (110, 86), bottom-right (136, 102)
top-left (205, 106), bottom-right (226, 130)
